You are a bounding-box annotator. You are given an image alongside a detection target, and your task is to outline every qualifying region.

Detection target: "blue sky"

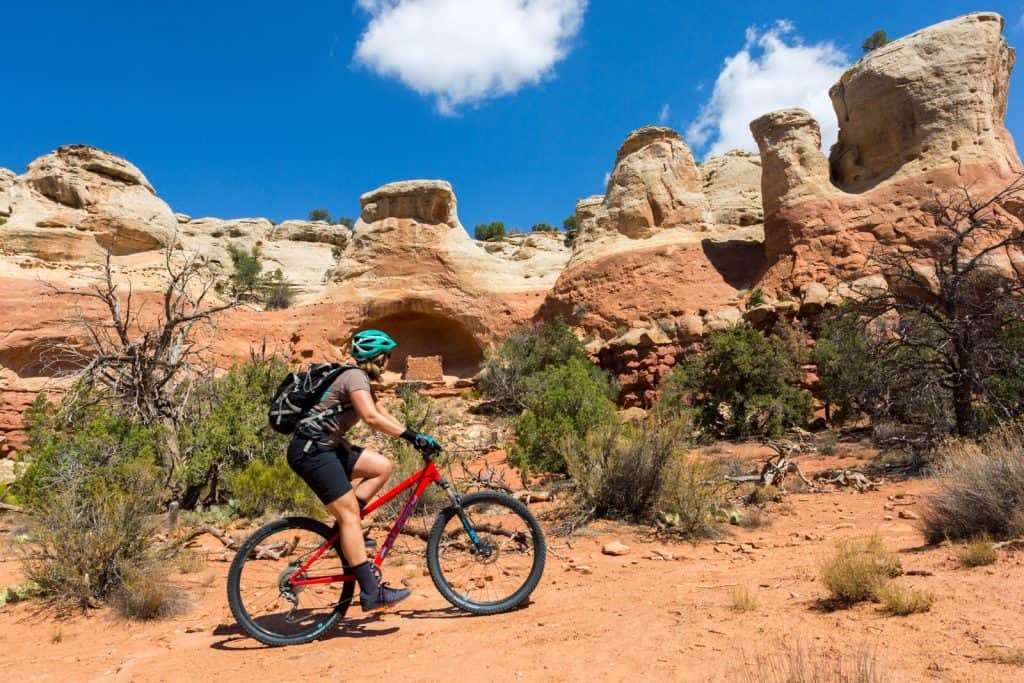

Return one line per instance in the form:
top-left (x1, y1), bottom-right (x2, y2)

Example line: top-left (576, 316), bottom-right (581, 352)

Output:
top-left (3, 1), bottom-right (1024, 233)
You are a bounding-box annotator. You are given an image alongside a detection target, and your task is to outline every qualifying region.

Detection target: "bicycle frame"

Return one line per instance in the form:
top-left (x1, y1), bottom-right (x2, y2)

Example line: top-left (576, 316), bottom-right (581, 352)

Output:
top-left (287, 459), bottom-right (448, 588)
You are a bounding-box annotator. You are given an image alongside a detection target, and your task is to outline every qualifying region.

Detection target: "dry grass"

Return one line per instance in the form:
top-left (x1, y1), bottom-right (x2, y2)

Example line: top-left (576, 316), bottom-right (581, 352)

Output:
top-left (820, 536), bottom-right (902, 605)
top-left (958, 537), bottom-right (998, 568)
top-left (747, 484), bottom-right (782, 505)
top-left (739, 506), bottom-right (772, 529)
top-left (922, 418), bottom-right (1024, 543)
top-left (113, 566), bottom-right (189, 620)
top-left (730, 586), bottom-right (758, 612)
top-left (982, 648), bottom-right (1024, 666)
top-left (745, 640), bottom-right (887, 683)
top-left (874, 583), bottom-right (934, 616)
top-left (175, 549), bottom-right (207, 575)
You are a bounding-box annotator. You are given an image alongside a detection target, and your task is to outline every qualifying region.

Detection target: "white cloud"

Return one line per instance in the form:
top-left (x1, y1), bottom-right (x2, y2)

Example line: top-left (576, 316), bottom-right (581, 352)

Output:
top-left (686, 21), bottom-right (848, 157)
top-left (658, 104), bottom-right (670, 124)
top-left (353, 0), bottom-right (587, 115)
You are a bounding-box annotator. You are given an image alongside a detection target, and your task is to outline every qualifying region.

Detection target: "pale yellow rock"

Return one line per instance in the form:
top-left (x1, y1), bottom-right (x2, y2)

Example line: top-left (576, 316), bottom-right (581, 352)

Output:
top-left (0, 168), bottom-right (14, 216)
top-left (830, 12), bottom-right (1019, 191)
top-left (700, 150), bottom-right (764, 241)
top-left (704, 307), bottom-right (743, 332)
top-left (750, 109), bottom-right (835, 218)
top-left (1, 145), bottom-right (176, 260)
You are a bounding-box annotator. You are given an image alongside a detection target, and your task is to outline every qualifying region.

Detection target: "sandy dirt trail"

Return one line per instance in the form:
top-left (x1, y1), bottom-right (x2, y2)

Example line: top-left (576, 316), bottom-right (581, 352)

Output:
top-left (2, 454), bottom-right (1024, 682)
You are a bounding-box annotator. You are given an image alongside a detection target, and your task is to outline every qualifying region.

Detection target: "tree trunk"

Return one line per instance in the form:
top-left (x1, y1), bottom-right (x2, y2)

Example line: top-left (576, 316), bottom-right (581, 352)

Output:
top-left (953, 343), bottom-right (976, 437)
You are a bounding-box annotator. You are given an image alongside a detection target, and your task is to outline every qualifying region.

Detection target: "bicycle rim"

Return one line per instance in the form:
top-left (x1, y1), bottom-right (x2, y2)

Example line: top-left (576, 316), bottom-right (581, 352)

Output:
top-left (227, 517), bottom-right (354, 646)
top-left (427, 492), bottom-right (546, 614)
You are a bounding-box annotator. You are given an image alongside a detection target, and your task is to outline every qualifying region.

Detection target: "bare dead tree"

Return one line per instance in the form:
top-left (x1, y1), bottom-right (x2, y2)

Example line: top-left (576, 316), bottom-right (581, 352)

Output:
top-left (844, 175), bottom-right (1024, 436)
top-left (45, 244), bottom-right (238, 473)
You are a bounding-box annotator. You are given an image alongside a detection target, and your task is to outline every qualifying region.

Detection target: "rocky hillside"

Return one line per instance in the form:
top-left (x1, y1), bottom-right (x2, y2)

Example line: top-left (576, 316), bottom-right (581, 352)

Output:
top-left (2, 11), bottom-right (1022, 451)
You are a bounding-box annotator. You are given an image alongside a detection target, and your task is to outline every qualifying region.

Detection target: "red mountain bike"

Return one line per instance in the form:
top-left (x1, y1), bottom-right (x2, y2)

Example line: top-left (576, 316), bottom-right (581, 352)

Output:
top-left (226, 447), bottom-right (546, 646)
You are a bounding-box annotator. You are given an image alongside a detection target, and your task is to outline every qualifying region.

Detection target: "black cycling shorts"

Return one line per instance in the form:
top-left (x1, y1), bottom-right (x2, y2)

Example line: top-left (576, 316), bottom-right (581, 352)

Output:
top-left (286, 437), bottom-right (365, 504)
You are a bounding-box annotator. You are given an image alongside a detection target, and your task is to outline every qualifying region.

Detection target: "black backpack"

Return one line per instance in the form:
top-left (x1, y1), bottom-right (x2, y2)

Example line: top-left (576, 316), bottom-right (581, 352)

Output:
top-left (267, 363), bottom-right (356, 435)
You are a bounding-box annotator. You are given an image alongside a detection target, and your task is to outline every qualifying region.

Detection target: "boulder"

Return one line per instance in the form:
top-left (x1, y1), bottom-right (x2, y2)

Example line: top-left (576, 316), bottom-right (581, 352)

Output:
top-left (359, 179), bottom-right (457, 225)
top-left (542, 126), bottom-right (763, 337)
top-left (676, 314), bottom-right (704, 342)
top-left (1, 145), bottom-right (176, 259)
top-left (704, 307), bottom-right (743, 332)
top-left (272, 220), bottom-right (350, 247)
top-left (799, 282), bottom-right (829, 315)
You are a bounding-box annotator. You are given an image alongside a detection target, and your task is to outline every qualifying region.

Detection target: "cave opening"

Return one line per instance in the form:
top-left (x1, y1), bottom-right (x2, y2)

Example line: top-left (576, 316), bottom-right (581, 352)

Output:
top-left (356, 311), bottom-right (484, 379)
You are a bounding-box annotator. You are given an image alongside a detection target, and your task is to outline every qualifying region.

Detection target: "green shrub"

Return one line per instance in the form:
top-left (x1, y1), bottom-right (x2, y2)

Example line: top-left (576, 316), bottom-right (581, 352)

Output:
top-left (21, 457), bottom-right (176, 611)
top-left (336, 217), bottom-right (354, 228)
top-left (473, 221), bottom-right (506, 242)
top-left (510, 357), bottom-right (617, 473)
top-left (820, 536), bottom-right (902, 605)
top-left (262, 269), bottom-right (293, 310)
top-left (747, 288), bottom-right (765, 307)
top-left (663, 323), bottom-right (810, 437)
top-left (13, 401), bottom-right (165, 509)
top-left (874, 582), bottom-right (934, 616)
top-left (308, 208), bottom-right (332, 222)
top-left (530, 223), bottom-right (558, 233)
top-left (177, 356), bottom-right (290, 508)
top-left (861, 29), bottom-right (890, 52)
top-left (225, 243), bottom-right (265, 301)
top-left (480, 317), bottom-right (592, 413)
top-left (922, 418), bottom-right (1024, 543)
top-left (228, 456), bottom-right (320, 517)
top-left (562, 414), bottom-right (723, 535)
top-left (958, 538), bottom-right (998, 568)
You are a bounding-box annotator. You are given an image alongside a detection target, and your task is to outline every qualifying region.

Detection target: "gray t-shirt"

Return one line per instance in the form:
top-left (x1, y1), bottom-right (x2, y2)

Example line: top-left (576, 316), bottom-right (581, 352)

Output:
top-left (296, 368), bottom-right (373, 446)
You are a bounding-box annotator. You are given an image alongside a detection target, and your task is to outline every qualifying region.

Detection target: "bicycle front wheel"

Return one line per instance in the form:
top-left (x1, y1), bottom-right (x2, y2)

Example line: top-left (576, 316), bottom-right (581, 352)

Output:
top-left (226, 517), bottom-right (355, 647)
top-left (426, 491), bottom-right (546, 614)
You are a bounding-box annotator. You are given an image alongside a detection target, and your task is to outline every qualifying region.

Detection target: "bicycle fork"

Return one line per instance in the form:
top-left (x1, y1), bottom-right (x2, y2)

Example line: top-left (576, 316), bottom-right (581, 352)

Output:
top-left (437, 478), bottom-right (488, 554)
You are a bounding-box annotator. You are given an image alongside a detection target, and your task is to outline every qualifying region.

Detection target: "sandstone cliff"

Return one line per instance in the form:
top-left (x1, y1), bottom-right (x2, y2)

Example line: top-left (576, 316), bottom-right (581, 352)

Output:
top-left (751, 12), bottom-right (1023, 295)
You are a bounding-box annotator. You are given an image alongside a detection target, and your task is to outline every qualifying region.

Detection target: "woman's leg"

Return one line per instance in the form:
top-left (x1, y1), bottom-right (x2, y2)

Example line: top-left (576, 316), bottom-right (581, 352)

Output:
top-left (324, 490), bottom-right (367, 567)
top-left (350, 447), bottom-right (393, 505)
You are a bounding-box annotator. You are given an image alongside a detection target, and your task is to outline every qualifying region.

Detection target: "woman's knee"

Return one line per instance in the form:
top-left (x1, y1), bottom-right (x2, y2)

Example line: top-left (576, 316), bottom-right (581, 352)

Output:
top-left (355, 448), bottom-right (392, 479)
top-left (327, 491), bottom-right (360, 522)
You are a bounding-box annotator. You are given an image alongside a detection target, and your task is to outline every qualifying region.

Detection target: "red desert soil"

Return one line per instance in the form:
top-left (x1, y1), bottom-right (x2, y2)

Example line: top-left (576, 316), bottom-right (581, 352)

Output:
top-left (1, 448), bottom-right (1023, 682)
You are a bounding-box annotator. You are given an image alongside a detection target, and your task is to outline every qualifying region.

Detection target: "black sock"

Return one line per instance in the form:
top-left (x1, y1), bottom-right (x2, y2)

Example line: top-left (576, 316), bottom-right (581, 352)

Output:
top-left (357, 498), bottom-right (367, 514)
top-left (351, 561), bottom-right (380, 595)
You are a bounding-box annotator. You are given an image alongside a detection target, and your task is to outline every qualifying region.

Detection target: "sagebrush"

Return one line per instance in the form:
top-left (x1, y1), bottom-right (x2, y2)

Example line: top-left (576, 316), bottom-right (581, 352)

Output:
top-left (922, 418), bottom-right (1024, 543)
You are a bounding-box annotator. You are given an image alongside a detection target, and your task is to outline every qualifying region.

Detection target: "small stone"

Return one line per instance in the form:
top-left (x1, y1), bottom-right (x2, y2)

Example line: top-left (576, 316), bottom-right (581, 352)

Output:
top-left (602, 541), bottom-right (630, 556)
top-left (884, 515), bottom-right (894, 521)
top-left (899, 510), bottom-right (920, 520)
top-left (575, 565), bottom-right (593, 575)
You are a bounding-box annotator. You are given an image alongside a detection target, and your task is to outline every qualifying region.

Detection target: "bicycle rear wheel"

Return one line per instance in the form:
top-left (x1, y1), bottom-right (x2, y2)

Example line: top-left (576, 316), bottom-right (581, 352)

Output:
top-left (426, 491), bottom-right (546, 615)
top-left (226, 517), bottom-right (355, 647)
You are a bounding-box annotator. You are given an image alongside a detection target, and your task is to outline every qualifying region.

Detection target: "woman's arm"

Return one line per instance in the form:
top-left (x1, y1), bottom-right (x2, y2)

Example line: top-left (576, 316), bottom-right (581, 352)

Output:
top-left (350, 389), bottom-right (406, 437)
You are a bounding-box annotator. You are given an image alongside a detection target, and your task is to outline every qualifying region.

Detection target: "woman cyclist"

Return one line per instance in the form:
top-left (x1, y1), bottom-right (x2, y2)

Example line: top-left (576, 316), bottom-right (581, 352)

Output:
top-left (288, 329), bottom-right (440, 611)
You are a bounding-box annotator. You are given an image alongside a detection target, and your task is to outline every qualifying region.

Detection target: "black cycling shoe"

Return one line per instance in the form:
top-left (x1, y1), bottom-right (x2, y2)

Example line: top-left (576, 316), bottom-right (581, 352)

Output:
top-left (360, 583), bottom-right (411, 612)
top-left (364, 534), bottom-right (378, 551)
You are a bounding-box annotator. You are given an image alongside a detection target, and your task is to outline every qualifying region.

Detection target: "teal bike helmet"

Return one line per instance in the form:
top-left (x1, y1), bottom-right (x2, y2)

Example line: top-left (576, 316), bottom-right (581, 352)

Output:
top-left (351, 329), bottom-right (397, 362)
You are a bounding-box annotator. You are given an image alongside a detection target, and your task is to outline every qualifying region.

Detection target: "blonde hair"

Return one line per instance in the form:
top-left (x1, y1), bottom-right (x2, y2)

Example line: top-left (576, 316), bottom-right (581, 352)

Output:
top-left (358, 357), bottom-right (385, 381)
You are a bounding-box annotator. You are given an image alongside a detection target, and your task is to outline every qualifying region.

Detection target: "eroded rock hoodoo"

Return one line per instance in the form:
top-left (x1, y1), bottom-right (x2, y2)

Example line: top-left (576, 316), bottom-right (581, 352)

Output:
top-left (544, 126), bottom-right (765, 340)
